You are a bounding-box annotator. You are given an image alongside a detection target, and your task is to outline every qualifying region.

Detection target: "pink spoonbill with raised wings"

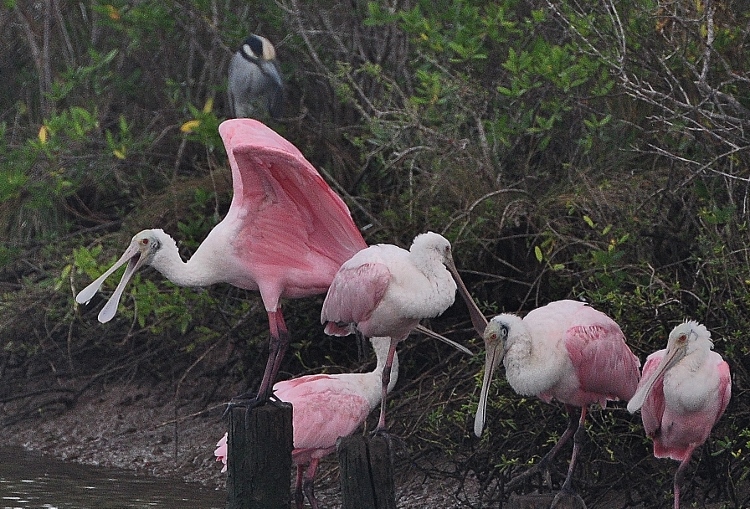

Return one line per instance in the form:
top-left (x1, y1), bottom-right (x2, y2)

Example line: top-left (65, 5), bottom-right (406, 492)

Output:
top-left (627, 320), bottom-right (731, 509)
top-left (474, 299), bottom-right (641, 497)
top-left (75, 118), bottom-right (367, 402)
top-left (320, 231), bottom-right (486, 432)
top-left (215, 336), bottom-right (397, 509)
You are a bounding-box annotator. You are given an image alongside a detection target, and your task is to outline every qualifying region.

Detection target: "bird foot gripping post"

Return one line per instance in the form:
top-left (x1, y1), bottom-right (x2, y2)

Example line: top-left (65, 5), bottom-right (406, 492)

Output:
top-left (337, 434), bottom-right (397, 509)
top-left (226, 404), bottom-right (293, 509)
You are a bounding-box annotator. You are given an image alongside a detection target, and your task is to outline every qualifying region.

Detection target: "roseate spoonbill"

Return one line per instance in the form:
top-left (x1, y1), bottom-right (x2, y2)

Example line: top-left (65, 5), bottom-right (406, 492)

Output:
top-left (474, 300), bottom-right (640, 495)
top-left (76, 118), bottom-right (367, 402)
top-left (320, 231), bottom-right (487, 431)
top-left (215, 336), bottom-right (397, 509)
top-left (228, 34), bottom-right (283, 119)
top-left (627, 321), bottom-right (731, 509)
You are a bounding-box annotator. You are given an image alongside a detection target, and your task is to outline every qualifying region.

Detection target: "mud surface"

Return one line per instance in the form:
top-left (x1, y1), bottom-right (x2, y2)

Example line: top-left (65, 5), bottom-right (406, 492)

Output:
top-left (0, 381), bottom-right (481, 508)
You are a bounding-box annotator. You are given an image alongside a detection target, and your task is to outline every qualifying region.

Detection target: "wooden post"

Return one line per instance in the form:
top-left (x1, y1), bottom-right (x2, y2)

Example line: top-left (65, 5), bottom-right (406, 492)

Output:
top-left (337, 434), bottom-right (396, 509)
top-left (226, 403), bottom-right (293, 509)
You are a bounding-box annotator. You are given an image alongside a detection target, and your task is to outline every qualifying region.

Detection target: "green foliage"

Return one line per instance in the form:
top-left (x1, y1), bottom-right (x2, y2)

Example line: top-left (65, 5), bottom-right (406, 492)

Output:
top-left (1, 1), bottom-right (749, 506)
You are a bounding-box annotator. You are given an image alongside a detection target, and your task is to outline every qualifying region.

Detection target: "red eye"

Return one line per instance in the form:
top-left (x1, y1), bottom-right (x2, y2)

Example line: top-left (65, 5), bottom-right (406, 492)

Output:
top-left (141, 238), bottom-right (149, 245)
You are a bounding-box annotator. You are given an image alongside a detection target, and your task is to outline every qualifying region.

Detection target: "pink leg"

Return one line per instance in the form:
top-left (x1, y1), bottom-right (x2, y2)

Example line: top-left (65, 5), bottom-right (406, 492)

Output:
top-left (375, 340), bottom-right (398, 432)
top-left (560, 406), bottom-right (588, 492)
top-left (256, 310), bottom-right (290, 401)
top-left (303, 458), bottom-right (321, 509)
top-left (294, 464), bottom-right (305, 509)
top-left (673, 454), bottom-right (693, 509)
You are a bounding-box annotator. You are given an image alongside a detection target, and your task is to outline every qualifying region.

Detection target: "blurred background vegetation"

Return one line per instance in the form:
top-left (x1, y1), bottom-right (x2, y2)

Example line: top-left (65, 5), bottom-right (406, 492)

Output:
top-left (0, 0), bottom-right (748, 507)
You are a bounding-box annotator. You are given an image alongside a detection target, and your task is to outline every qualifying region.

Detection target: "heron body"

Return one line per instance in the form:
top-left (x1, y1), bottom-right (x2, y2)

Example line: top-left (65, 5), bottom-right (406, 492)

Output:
top-left (321, 232), bottom-right (481, 430)
top-left (628, 321), bottom-right (731, 509)
top-left (228, 34), bottom-right (283, 119)
top-left (76, 118), bottom-right (367, 401)
top-left (215, 337), bottom-right (397, 509)
top-left (475, 299), bottom-right (641, 493)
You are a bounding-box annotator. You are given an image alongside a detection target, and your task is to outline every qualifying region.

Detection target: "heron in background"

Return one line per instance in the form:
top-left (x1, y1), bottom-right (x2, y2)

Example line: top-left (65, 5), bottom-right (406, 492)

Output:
top-left (228, 34), bottom-right (283, 119)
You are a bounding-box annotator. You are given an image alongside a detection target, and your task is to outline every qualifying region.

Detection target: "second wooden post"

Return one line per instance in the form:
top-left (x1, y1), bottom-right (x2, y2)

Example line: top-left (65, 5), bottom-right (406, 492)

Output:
top-left (337, 434), bottom-right (396, 509)
top-left (226, 403), bottom-right (294, 509)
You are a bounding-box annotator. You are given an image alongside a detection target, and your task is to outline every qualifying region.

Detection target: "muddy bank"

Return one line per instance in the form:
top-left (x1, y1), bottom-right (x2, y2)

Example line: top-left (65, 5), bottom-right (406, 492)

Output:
top-left (0, 380), bottom-right (480, 508)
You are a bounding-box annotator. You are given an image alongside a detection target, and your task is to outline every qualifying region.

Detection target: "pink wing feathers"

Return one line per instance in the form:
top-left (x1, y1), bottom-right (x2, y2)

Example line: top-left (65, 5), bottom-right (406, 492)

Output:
top-left (273, 375), bottom-right (372, 454)
top-left (716, 359), bottom-right (732, 423)
top-left (321, 262), bottom-right (391, 336)
top-left (564, 321), bottom-right (641, 404)
top-left (639, 351), bottom-right (667, 440)
top-left (218, 119), bottom-right (367, 300)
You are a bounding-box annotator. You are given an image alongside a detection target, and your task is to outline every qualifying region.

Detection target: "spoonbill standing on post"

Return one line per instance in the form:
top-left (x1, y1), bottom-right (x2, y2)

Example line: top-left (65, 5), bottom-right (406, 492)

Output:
top-left (215, 336), bottom-right (398, 509)
top-left (627, 321), bottom-right (731, 509)
top-left (474, 300), bottom-right (640, 496)
top-left (75, 118), bottom-right (367, 403)
top-left (320, 231), bottom-right (487, 431)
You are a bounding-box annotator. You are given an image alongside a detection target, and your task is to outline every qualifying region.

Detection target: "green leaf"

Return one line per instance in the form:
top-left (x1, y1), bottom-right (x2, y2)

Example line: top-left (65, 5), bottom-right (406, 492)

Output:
top-left (534, 245), bottom-right (543, 263)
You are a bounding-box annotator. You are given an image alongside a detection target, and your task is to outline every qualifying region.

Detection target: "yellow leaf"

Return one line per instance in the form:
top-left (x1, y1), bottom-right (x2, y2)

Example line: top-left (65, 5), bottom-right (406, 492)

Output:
top-left (113, 148), bottom-right (126, 160)
top-left (534, 245), bottom-right (543, 263)
top-left (180, 119), bottom-right (200, 133)
top-left (202, 97), bottom-right (214, 114)
top-left (38, 125), bottom-right (49, 144)
top-left (106, 5), bottom-right (120, 20)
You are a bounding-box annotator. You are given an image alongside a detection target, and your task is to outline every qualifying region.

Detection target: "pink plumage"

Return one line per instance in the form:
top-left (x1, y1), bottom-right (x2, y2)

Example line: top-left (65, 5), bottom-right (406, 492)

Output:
top-left (215, 337), bottom-right (396, 509)
top-left (474, 299), bottom-right (641, 495)
top-left (76, 119), bottom-right (367, 402)
top-left (219, 119), bottom-right (367, 300)
top-left (628, 320), bottom-right (731, 509)
top-left (320, 232), bottom-right (470, 431)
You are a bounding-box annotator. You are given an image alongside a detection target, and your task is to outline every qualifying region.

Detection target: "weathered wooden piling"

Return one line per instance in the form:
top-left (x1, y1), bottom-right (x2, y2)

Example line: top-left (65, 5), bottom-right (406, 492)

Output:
top-left (226, 403), bottom-right (293, 509)
top-left (337, 434), bottom-right (396, 509)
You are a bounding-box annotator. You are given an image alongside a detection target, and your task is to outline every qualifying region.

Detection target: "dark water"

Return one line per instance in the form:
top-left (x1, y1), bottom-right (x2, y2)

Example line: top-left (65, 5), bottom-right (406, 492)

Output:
top-left (0, 447), bottom-right (224, 509)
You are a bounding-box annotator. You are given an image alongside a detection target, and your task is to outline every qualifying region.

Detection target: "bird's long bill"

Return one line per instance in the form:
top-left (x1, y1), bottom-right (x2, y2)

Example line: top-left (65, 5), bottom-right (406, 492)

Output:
top-left (75, 241), bottom-right (146, 323)
top-left (627, 343), bottom-right (684, 413)
top-left (415, 324), bottom-right (473, 355)
top-left (444, 256), bottom-right (488, 337)
top-left (474, 339), bottom-right (502, 437)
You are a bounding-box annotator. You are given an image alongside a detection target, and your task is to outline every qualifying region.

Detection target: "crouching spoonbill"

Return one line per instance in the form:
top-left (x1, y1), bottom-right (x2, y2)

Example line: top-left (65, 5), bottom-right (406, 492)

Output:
top-left (215, 336), bottom-right (397, 509)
